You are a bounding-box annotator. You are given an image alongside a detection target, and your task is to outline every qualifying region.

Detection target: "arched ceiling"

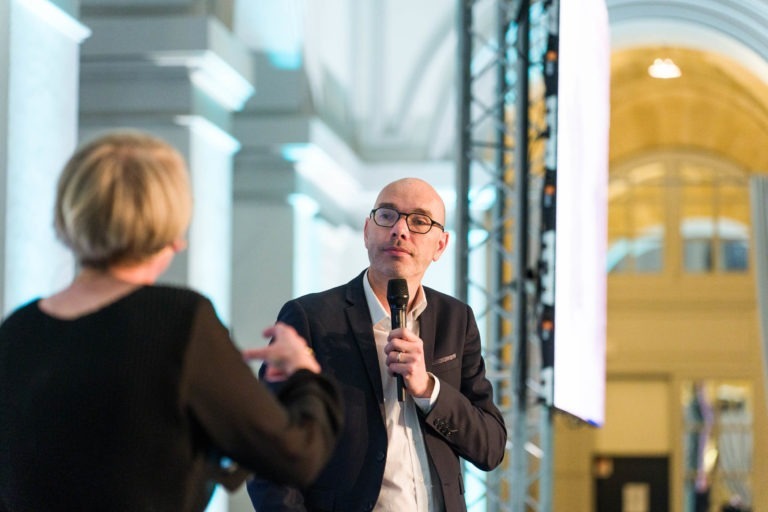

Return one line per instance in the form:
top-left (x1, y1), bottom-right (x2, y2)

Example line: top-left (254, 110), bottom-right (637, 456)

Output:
top-left (229, 0), bottom-right (768, 202)
top-left (293, 1), bottom-right (768, 179)
top-left (610, 46), bottom-right (768, 172)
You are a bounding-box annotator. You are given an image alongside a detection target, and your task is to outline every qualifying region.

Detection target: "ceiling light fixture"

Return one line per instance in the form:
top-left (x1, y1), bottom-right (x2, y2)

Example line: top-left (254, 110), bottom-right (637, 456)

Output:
top-left (648, 58), bottom-right (681, 79)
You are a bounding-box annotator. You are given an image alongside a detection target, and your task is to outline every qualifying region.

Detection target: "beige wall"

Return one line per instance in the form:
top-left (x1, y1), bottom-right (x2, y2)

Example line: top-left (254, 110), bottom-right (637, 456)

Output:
top-left (596, 380), bottom-right (670, 455)
top-left (554, 276), bottom-right (767, 512)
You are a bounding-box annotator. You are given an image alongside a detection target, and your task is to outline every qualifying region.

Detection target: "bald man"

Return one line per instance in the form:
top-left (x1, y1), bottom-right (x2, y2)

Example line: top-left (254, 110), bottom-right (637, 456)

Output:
top-left (248, 178), bottom-right (506, 512)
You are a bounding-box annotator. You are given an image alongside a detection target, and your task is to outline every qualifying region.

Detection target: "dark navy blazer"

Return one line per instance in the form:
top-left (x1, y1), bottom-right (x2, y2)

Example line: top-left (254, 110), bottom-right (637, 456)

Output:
top-left (248, 270), bottom-right (506, 512)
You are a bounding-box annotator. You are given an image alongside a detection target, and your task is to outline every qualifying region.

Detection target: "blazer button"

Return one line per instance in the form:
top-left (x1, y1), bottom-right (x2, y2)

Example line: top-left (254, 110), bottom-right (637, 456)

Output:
top-left (376, 451), bottom-right (385, 462)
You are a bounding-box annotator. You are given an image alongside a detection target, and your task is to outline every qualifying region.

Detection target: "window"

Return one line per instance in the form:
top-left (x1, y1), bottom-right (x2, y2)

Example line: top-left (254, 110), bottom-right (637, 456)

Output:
top-left (608, 153), bottom-right (750, 275)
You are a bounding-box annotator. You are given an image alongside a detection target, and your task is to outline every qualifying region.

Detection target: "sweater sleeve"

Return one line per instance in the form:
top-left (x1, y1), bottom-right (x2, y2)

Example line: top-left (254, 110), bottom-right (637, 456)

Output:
top-left (182, 297), bottom-right (343, 489)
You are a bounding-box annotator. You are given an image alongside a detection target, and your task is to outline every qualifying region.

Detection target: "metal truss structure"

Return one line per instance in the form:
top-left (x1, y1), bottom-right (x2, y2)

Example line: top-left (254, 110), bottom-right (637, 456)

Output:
top-left (456, 0), bottom-right (559, 511)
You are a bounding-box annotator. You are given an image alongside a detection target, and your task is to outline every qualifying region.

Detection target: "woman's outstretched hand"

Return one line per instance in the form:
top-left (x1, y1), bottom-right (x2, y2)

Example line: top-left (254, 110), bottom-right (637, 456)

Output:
top-left (242, 322), bottom-right (320, 381)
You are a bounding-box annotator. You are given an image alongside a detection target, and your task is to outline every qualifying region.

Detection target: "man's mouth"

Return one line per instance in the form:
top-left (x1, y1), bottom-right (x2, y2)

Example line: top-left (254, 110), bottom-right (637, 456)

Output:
top-left (384, 245), bottom-right (410, 256)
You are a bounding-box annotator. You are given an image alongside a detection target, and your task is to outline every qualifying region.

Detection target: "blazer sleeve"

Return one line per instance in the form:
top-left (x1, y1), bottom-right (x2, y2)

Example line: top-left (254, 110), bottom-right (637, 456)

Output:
top-left (422, 302), bottom-right (507, 471)
top-left (182, 297), bottom-right (343, 490)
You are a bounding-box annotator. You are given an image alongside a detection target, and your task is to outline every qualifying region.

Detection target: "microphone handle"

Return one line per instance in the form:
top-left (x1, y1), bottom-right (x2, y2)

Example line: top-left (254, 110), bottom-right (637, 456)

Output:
top-left (392, 308), bottom-right (407, 402)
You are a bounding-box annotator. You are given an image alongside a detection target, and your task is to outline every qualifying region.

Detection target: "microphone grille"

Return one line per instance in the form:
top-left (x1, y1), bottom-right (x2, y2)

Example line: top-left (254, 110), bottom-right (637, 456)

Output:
top-left (386, 278), bottom-right (409, 307)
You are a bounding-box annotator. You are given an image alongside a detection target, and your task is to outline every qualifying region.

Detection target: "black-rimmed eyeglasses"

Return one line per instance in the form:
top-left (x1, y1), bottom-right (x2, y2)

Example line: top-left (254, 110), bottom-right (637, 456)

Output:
top-left (370, 207), bottom-right (444, 234)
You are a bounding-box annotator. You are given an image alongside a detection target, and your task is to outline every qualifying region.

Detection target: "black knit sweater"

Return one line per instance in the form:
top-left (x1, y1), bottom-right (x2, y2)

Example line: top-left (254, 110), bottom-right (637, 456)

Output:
top-left (0, 286), bottom-right (341, 512)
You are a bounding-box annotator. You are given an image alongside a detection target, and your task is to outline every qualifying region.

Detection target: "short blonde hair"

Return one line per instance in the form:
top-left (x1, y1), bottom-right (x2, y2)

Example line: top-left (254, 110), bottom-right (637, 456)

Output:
top-left (54, 130), bottom-right (192, 268)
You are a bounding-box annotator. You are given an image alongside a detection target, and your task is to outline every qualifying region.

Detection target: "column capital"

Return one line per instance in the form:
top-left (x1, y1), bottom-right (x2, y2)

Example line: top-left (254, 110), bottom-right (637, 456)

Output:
top-left (15, 0), bottom-right (91, 42)
top-left (82, 14), bottom-right (254, 110)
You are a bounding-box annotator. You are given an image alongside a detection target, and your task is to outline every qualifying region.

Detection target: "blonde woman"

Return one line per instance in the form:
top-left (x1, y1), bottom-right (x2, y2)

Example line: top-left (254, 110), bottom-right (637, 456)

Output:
top-left (0, 130), bottom-right (341, 512)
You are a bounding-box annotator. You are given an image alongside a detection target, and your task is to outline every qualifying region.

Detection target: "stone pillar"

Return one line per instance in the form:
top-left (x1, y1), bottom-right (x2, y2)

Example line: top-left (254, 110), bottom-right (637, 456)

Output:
top-left (78, 13), bottom-right (253, 325)
top-left (230, 51), bottom-right (310, 349)
top-left (232, 156), bottom-right (298, 348)
top-left (0, 0), bottom-right (90, 315)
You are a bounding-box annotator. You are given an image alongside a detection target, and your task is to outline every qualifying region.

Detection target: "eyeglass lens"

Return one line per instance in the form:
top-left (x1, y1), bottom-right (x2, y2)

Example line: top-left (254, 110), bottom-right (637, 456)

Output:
top-left (373, 208), bottom-right (433, 233)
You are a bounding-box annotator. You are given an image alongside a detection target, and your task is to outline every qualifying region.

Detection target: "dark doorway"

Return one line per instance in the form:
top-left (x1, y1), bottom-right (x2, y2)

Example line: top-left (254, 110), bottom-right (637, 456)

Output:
top-left (594, 456), bottom-right (669, 512)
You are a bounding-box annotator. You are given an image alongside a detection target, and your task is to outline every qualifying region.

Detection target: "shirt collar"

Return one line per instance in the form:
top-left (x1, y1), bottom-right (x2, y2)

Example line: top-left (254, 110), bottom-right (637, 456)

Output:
top-left (363, 269), bottom-right (428, 326)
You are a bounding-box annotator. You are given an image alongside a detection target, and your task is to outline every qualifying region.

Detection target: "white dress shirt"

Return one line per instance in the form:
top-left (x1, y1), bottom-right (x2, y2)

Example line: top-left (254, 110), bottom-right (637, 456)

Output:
top-left (363, 271), bottom-right (444, 512)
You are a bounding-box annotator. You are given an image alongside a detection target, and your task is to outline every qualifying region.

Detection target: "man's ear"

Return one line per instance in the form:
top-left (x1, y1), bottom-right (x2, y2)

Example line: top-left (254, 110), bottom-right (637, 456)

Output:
top-left (432, 231), bottom-right (449, 262)
top-left (363, 217), bottom-right (371, 249)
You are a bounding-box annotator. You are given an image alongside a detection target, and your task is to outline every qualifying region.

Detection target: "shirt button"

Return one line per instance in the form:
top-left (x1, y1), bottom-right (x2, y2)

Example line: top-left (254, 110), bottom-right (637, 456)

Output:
top-left (376, 451), bottom-right (385, 462)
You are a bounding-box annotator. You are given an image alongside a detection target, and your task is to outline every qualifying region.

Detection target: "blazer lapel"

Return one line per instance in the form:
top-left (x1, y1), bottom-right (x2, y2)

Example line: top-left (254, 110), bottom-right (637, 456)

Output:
top-left (419, 289), bottom-right (437, 370)
top-left (344, 273), bottom-right (385, 410)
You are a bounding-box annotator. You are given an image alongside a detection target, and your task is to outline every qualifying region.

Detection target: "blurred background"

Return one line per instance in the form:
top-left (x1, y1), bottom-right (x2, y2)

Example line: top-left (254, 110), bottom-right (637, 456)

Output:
top-left (1, 1), bottom-right (767, 511)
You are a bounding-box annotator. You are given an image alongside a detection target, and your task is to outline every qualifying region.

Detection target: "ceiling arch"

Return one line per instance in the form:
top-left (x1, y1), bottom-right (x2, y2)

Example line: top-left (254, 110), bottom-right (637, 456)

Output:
top-left (606, 1), bottom-right (768, 172)
top-left (607, 0), bottom-right (768, 61)
top-left (284, 0), bottom-right (768, 201)
top-left (610, 46), bottom-right (768, 171)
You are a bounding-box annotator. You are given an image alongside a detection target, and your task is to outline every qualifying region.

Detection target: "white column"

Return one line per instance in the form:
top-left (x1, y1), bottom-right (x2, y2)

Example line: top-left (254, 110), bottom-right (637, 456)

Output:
top-left (181, 116), bottom-right (240, 323)
top-left (231, 156), bottom-right (298, 349)
top-left (78, 14), bottom-right (253, 327)
top-left (229, 49), bottom-right (308, 349)
top-left (750, 175), bottom-right (768, 414)
top-left (0, 0), bottom-right (90, 315)
top-left (0, 0), bottom-right (8, 313)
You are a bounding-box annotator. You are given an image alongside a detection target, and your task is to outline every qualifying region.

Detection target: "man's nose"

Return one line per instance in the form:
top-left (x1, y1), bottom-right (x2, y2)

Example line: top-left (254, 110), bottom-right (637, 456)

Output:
top-left (390, 215), bottom-right (409, 236)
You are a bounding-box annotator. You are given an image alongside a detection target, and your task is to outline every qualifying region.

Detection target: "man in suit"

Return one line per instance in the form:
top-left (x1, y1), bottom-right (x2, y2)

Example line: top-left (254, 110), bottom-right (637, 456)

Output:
top-left (248, 177), bottom-right (507, 512)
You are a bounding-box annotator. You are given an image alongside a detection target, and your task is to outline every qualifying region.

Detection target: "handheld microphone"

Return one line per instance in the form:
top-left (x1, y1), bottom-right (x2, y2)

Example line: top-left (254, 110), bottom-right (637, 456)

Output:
top-left (387, 278), bottom-right (409, 402)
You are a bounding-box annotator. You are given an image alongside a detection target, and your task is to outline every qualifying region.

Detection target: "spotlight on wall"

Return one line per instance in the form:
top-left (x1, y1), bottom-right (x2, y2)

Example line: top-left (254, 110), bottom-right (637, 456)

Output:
top-left (648, 58), bottom-right (682, 79)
